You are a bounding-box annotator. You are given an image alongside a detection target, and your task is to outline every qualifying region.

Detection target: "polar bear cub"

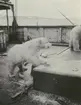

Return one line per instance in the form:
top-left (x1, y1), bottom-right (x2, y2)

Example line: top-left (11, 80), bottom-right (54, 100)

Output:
top-left (7, 37), bottom-right (51, 77)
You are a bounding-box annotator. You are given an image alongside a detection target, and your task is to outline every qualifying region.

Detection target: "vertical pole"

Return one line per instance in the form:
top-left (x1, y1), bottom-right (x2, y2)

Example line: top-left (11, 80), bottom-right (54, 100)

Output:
top-left (11, 4), bottom-right (18, 42)
top-left (15, 0), bottom-right (17, 20)
top-left (59, 27), bottom-right (62, 42)
top-left (12, 5), bottom-right (15, 22)
top-left (6, 9), bottom-right (9, 35)
top-left (11, 5), bottom-right (15, 42)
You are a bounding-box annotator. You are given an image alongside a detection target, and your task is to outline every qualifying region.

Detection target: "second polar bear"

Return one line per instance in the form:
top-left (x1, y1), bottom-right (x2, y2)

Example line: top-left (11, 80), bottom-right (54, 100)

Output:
top-left (69, 25), bottom-right (81, 51)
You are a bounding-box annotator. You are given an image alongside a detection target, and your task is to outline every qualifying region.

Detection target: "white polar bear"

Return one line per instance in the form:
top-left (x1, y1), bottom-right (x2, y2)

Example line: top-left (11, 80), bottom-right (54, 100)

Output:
top-left (69, 25), bottom-right (81, 51)
top-left (7, 37), bottom-right (51, 77)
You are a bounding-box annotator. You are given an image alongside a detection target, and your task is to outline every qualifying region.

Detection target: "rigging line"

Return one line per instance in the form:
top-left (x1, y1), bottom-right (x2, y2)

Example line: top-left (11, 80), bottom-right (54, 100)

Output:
top-left (56, 8), bottom-right (75, 25)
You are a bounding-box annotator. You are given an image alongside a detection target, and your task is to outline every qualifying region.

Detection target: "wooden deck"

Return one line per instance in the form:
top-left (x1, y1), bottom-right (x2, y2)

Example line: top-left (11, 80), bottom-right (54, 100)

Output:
top-left (33, 46), bottom-right (81, 100)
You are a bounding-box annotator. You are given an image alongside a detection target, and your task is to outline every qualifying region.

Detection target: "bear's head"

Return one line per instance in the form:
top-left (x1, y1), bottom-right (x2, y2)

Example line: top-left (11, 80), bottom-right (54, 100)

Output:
top-left (36, 37), bottom-right (52, 49)
top-left (25, 37), bottom-right (51, 53)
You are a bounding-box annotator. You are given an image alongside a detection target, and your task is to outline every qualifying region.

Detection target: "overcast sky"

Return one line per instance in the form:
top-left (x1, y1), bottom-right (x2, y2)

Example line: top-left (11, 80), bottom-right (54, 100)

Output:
top-left (0, 0), bottom-right (80, 25)
top-left (10, 0), bottom-right (81, 19)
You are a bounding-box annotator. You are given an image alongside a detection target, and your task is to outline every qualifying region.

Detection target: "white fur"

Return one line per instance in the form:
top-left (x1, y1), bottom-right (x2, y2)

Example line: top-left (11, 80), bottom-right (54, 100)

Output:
top-left (69, 25), bottom-right (81, 51)
top-left (7, 37), bottom-right (51, 77)
top-left (23, 63), bottom-right (33, 86)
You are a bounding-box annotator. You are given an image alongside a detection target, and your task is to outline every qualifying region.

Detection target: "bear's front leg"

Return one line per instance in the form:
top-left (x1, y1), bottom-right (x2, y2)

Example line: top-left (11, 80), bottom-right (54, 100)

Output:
top-left (8, 63), bottom-right (20, 79)
top-left (73, 39), bottom-right (81, 51)
top-left (27, 55), bottom-right (49, 67)
top-left (39, 59), bottom-right (50, 66)
top-left (69, 39), bottom-right (73, 51)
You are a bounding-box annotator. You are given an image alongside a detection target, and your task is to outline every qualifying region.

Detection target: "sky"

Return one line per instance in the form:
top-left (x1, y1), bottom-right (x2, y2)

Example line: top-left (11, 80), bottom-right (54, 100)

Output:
top-left (10, 0), bottom-right (81, 19)
top-left (0, 0), bottom-right (81, 25)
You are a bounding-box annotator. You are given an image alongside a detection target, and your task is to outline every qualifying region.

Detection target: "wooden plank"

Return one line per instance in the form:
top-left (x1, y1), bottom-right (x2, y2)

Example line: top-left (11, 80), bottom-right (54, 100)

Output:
top-left (33, 46), bottom-right (81, 100)
top-left (33, 70), bottom-right (81, 100)
top-left (27, 28), bottom-right (40, 39)
top-left (44, 28), bottom-right (60, 42)
top-left (35, 47), bottom-right (81, 77)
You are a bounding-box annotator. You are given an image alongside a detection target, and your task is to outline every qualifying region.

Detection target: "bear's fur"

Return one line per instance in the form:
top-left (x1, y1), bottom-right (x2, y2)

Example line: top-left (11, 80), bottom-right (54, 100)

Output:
top-left (7, 37), bottom-right (51, 77)
top-left (69, 25), bottom-right (81, 51)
